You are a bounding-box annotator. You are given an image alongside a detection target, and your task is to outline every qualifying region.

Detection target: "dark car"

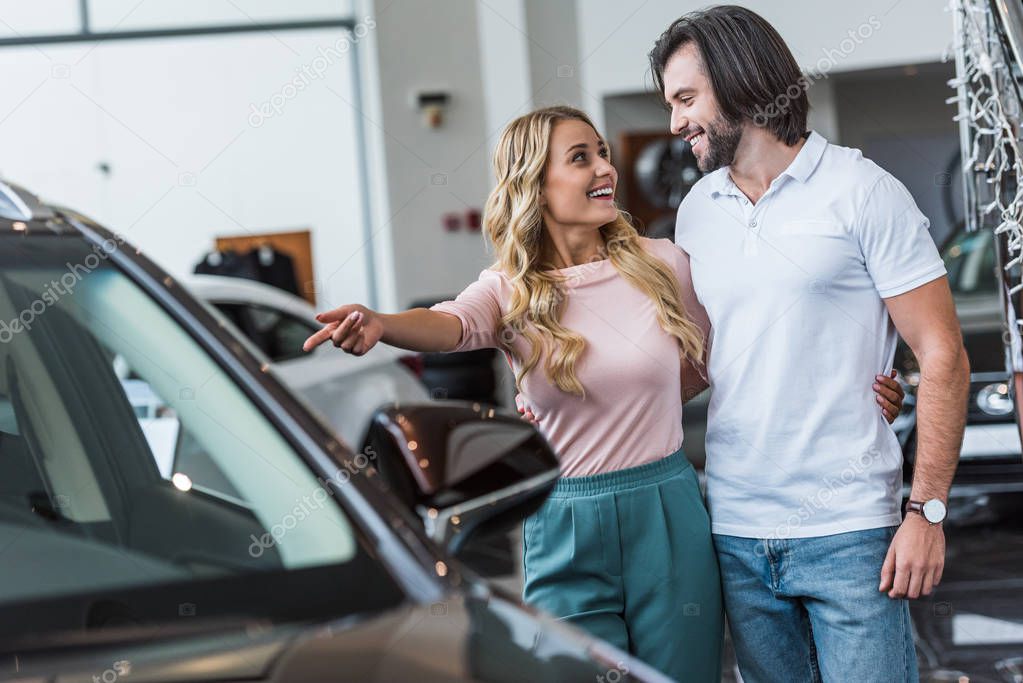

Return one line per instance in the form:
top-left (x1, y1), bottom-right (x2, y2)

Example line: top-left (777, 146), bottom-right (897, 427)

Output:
top-left (896, 226), bottom-right (1023, 488)
top-left (0, 180), bottom-right (670, 682)
top-left (892, 226), bottom-right (1023, 681)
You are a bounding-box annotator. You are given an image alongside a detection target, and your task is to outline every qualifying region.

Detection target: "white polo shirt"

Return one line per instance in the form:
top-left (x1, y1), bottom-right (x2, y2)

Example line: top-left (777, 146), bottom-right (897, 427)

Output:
top-left (675, 131), bottom-right (946, 539)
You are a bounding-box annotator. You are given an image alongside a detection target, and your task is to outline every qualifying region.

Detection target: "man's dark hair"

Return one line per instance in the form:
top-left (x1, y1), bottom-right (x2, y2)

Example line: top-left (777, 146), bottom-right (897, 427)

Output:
top-left (649, 5), bottom-right (808, 145)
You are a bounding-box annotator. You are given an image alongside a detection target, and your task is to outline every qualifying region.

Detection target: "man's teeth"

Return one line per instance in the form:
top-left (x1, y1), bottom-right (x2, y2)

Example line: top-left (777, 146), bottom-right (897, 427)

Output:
top-left (587, 187), bottom-right (613, 198)
top-left (691, 134), bottom-right (703, 147)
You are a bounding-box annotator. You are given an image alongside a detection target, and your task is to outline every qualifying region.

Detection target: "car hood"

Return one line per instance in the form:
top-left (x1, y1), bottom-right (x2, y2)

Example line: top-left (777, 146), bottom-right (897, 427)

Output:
top-left (3, 588), bottom-right (671, 683)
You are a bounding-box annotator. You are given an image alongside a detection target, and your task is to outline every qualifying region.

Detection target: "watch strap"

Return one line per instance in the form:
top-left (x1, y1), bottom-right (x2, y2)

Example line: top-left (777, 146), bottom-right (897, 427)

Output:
top-left (905, 499), bottom-right (943, 524)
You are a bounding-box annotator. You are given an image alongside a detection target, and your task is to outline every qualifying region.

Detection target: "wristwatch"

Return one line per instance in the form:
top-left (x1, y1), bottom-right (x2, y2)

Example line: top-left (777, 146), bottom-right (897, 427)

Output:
top-left (906, 498), bottom-right (947, 525)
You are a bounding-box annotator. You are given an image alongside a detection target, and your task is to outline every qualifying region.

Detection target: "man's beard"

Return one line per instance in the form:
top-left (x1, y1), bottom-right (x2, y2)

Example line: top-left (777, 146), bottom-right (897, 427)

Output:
top-left (696, 114), bottom-right (743, 173)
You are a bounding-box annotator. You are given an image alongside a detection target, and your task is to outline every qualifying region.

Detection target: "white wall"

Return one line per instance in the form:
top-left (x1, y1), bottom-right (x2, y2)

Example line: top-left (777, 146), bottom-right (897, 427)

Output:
top-left (574, 0), bottom-right (953, 132)
top-left (366, 0), bottom-right (494, 310)
top-left (476, 0), bottom-right (533, 176)
top-left (524, 0), bottom-right (583, 109)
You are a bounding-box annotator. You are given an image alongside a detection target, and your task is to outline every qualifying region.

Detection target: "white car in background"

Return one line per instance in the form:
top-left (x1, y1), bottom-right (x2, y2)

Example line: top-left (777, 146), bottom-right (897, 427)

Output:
top-left (183, 275), bottom-right (430, 450)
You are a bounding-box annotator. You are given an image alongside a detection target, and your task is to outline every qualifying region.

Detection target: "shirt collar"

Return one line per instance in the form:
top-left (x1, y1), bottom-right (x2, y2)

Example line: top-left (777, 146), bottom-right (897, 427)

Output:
top-left (705, 130), bottom-right (827, 198)
top-left (780, 130), bottom-right (827, 183)
top-left (705, 166), bottom-right (738, 198)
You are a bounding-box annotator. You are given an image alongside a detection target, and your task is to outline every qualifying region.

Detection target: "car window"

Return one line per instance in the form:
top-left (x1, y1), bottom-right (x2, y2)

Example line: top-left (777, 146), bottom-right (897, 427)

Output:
top-left (213, 302), bottom-right (317, 363)
top-left (112, 362), bottom-right (244, 500)
top-left (943, 229), bottom-right (998, 296)
top-left (0, 235), bottom-right (404, 636)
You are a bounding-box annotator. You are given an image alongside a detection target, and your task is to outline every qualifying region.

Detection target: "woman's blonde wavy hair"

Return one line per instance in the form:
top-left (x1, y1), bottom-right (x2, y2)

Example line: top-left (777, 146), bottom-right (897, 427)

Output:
top-left (484, 105), bottom-right (706, 397)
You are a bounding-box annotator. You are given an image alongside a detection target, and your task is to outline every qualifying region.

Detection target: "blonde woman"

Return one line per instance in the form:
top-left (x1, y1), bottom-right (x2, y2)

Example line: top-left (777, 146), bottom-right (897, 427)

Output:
top-left (303, 106), bottom-right (904, 681)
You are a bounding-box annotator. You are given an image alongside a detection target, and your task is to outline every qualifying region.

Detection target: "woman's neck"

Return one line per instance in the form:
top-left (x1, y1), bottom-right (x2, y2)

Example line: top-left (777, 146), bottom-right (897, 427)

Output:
top-left (543, 229), bottom-right (606, 269)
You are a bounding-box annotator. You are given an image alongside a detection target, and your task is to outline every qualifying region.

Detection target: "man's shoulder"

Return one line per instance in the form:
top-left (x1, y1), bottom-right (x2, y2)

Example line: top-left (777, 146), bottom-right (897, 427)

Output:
top-left (817, 139), bottom-right (888, 187)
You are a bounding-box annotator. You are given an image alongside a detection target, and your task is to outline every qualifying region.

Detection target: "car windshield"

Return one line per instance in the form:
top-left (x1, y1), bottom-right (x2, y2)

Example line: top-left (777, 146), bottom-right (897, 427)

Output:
top-left (0, 233), bottom-right (403, 645)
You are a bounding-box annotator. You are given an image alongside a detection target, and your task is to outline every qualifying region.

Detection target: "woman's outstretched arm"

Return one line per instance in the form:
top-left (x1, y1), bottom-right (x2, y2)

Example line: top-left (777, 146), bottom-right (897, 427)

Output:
top-left (302, 304), bottom-right (463, 355)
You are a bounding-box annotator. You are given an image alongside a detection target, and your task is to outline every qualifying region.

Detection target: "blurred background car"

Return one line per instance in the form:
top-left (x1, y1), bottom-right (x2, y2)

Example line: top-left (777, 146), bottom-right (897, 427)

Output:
top-left (185, 274), bottom-right (430, 450)
top-left (409, 296), bottom-right (501, 406)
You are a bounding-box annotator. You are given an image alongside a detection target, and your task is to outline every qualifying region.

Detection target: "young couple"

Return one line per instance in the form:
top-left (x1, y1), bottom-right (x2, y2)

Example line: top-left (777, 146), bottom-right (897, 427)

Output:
top-left (304, 5), bottom-right (969, 681)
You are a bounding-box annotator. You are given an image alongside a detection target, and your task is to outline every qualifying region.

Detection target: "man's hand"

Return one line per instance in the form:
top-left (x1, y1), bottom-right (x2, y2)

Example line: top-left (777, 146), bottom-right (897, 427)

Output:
top-left (879, 513), bottom-right (946, 599)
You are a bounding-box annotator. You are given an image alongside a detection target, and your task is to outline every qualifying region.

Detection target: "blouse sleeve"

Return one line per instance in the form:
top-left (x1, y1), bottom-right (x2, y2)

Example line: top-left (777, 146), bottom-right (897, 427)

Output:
top-left (428, 269), bottom-right (505, 352)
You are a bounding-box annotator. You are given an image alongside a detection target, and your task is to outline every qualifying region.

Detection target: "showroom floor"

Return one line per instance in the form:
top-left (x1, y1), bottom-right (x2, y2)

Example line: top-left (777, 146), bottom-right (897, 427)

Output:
top-left (478, 491), bottom-right (1023, 682)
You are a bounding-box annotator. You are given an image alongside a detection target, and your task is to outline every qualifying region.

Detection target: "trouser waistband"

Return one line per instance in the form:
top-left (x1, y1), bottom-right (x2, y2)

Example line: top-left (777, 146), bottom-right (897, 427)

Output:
top-left (547, 445), bottom-right (691, 498)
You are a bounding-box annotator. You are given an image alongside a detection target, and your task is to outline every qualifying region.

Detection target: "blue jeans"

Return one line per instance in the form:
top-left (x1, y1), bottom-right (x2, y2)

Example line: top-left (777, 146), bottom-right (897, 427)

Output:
top-left (713, 526), bottom-right (917, 683)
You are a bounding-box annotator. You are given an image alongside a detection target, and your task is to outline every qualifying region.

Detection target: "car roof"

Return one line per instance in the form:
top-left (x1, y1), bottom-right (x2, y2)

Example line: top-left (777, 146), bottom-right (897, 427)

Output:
top-left (0, 180), bottom-right (103, 237)
top-left (0, 179), bottom-right (55, 223)
top-left (184, 274), bottom-right (317, 321)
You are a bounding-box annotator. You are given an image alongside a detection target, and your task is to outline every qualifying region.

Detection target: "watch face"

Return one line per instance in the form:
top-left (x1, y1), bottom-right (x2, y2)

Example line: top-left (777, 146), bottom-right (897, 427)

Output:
top-left (922, 499), bottom-right (947, 524)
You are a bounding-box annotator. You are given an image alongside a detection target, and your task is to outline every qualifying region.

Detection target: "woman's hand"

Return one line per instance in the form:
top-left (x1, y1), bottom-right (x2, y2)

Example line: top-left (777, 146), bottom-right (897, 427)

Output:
top-left (303, 304), bottom-right (383, 356)
top-left (515, 393), bottom-right (540, 425)
top-left (874, 370), bottom-right (906, 424)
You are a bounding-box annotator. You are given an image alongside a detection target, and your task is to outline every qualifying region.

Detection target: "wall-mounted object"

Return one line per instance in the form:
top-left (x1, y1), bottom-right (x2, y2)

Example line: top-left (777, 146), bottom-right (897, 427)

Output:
top-left (414, 90), bottom-right (450, 128)
top-left (443, 212), bottom-right (461, 232)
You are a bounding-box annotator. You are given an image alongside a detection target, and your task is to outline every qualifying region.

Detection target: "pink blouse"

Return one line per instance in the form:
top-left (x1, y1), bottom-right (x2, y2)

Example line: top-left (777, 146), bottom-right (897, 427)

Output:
top-left (430, 237), bottom-right (710, 477)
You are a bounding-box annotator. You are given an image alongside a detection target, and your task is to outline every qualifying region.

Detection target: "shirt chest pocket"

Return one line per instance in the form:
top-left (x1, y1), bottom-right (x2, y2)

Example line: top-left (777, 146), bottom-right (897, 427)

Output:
top-left (773, 219), bottom-right (857, 280)
top-left (776, 219), bottom-right (847, 237)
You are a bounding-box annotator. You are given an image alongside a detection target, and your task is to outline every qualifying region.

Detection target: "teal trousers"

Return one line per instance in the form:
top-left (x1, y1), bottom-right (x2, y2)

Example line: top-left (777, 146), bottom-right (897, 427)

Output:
top-left (522, 447), bottom-right (723, 682)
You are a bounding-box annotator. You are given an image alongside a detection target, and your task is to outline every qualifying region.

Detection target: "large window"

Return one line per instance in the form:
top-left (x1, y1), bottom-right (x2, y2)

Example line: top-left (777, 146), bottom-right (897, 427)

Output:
top-left (0, 2), bottom-right (354, 38)
top-left (0, 1), bottom-right (373, 313)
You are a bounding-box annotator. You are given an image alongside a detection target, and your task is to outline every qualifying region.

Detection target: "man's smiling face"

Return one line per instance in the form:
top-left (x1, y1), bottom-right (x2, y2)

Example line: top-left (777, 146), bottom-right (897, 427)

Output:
top-left (661, 43), bottom-right (743, 173)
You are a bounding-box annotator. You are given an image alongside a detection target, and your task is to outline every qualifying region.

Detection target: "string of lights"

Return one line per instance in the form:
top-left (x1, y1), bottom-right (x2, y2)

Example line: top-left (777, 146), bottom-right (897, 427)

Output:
top-left (949, 0), bottom-right (1023, 368)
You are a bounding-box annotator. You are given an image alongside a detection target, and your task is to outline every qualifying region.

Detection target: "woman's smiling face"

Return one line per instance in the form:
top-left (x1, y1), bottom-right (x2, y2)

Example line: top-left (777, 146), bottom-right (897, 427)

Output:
top-left (541, 119), bottom-right (619, 232)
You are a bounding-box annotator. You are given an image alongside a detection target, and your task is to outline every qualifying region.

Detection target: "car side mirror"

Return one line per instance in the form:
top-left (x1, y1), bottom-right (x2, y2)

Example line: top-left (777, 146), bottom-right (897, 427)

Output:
top-left (366, 401), bottom-right (559, 556)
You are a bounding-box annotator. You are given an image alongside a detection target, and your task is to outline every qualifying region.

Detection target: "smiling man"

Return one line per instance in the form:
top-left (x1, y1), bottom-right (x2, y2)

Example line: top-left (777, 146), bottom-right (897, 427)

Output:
top-left (649, 6), bottom-right (969, 682)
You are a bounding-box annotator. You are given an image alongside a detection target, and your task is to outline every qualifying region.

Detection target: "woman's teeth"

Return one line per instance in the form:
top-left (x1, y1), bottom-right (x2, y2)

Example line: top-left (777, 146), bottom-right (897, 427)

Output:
top-left (587, 187), bottom-right (613, 198)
